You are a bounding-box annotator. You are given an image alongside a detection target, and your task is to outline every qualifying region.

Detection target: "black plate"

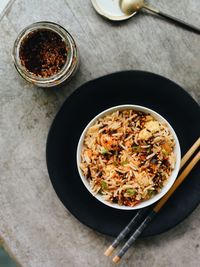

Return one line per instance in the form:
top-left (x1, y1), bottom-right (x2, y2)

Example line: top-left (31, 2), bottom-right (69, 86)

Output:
top-left (46, 71), bottom-right (200, 237)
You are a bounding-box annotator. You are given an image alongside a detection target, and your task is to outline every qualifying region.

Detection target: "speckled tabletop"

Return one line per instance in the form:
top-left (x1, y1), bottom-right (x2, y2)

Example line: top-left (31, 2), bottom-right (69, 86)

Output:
top-left (0, 1), bottom-right (200, 267)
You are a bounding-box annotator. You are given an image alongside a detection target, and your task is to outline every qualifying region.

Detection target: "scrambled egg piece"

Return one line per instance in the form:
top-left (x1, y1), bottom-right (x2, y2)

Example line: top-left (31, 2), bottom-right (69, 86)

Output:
top-left (87, 124), bottom-right (99, 134)
top-left (135, 171), bottom-right (151, 187)
top-left (104, 165), bottom-right (115, 177)
top-left (138, 121), bottom-right (160, 140)
top-left (145, 115), bottom-right (154, 121)
top-left (138, 129), bottom-right (152, 140)
top-left (145, 121), bottom-right (160, 133)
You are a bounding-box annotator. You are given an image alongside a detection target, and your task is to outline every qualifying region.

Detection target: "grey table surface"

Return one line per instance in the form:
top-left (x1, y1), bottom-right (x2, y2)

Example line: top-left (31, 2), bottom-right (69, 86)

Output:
top-left (0, 0), bottom-right (200, 266)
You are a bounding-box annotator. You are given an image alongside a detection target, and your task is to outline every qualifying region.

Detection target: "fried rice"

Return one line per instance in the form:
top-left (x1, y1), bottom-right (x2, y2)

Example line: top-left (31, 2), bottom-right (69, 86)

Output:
top-left (80, 109), bottom-right (176, 207)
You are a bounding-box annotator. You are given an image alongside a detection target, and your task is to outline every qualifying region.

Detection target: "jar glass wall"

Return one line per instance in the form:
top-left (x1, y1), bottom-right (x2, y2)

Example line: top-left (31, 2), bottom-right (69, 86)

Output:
top-left (12, 21), bottom-right (79, 87)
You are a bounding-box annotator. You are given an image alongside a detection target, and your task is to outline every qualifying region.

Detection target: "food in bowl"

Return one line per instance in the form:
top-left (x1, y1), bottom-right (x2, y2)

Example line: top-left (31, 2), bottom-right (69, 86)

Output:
top-left (79, 108), bottom-right (176, 207)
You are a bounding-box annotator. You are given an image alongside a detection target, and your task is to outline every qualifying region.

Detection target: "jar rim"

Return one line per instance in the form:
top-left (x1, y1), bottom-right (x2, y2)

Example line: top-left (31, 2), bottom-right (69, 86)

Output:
top-left (12, 21), bottom-right (77, 86)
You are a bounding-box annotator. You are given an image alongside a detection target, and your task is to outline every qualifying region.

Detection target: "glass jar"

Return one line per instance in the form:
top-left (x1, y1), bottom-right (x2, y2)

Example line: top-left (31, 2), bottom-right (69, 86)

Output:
top-left (12, 21), bottom-right (79, 87)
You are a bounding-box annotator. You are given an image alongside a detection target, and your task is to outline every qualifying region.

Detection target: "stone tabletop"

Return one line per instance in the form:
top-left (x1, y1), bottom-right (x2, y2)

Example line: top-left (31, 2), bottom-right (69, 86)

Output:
top-left (0, 0), bottom-right (200, 266)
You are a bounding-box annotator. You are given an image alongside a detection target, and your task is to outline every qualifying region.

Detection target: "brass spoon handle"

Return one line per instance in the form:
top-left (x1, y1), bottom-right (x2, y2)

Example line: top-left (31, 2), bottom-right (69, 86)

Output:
top-left (143, 4), bottom-right (200, 34)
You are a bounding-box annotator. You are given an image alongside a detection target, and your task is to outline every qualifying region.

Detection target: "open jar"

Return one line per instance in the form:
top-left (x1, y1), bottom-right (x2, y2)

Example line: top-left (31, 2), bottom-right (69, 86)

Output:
top-left (12, 21), bottom-right (79, 87)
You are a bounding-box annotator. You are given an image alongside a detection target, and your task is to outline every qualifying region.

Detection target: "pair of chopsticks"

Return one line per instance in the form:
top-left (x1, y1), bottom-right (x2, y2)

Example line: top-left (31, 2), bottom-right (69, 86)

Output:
top-left (104, 137), bottom-right (200, 264)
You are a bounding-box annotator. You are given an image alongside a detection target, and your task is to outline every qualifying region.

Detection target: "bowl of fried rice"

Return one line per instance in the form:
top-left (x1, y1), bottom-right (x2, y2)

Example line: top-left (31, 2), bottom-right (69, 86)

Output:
top-left (77, 105), bottom-right (181, 210)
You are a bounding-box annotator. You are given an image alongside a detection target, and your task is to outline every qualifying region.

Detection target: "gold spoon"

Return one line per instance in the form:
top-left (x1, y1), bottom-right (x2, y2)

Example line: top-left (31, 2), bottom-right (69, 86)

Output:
top-left (120, 0), bottom-right (200, 34)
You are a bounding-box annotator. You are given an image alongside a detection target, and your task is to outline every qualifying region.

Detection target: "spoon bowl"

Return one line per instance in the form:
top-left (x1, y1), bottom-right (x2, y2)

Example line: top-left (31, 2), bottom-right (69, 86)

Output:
top-left (120, 0), bottom-right (144, 15)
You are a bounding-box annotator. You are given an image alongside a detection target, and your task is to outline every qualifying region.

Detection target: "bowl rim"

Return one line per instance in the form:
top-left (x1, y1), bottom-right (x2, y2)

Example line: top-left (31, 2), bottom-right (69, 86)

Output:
top-left (76, 104), bottom-right (181, 210)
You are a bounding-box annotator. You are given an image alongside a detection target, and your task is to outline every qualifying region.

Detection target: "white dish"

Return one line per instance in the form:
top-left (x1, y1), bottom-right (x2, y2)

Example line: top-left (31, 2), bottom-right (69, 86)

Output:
top-left (91, 0), bottom-right (136, 21)
top-left (77, 104), bottom-right (181, 210)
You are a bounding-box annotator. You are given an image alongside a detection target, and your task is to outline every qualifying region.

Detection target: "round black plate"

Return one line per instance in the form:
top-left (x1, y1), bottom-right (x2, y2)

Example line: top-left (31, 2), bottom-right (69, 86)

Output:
top-left (46, 71), bottom-right (200, 237)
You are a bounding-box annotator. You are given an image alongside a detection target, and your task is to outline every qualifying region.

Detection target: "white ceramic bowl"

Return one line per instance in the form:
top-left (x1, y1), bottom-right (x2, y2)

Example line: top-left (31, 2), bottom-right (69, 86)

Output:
top-left (77, 105), bottom-right (181, 210)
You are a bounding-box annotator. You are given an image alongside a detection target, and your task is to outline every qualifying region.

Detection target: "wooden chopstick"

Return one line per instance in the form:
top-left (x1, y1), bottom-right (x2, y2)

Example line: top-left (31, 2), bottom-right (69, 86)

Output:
top-left (104, 137), bottom-right (200, 257)
top-left (112, 148), bottom-right (200, 263)
top-left (104, 209), bottom-right (146, 256)
top-left (154, 150), bottom-right (200, 212)
top-left (180, 137), bottom-right (200, 169)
